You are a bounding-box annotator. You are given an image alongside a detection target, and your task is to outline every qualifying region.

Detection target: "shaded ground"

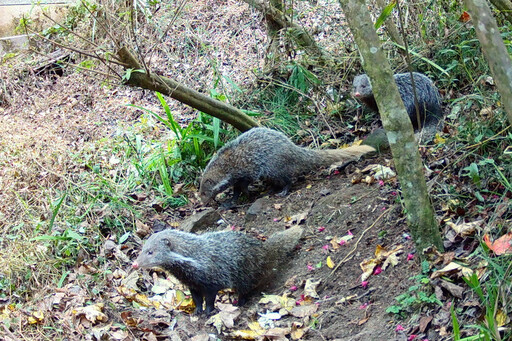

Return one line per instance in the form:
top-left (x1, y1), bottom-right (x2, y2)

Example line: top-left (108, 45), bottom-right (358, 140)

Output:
top-left (215, 170), bottom-right (415, 340)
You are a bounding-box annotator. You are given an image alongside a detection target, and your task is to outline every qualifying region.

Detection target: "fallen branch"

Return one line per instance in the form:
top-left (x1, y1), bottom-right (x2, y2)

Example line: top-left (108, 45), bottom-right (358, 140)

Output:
top-left (117, 47), bottom-right (260, 132)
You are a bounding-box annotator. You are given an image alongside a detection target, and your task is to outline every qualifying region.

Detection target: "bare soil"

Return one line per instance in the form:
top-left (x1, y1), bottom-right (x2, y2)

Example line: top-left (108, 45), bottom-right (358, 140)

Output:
top-left (120, 161), bottom-right (434, 341)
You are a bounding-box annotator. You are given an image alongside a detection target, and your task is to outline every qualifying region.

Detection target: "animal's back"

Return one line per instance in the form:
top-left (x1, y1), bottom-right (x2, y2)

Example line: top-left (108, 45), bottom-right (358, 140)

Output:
top-left (204, 127), bottom-right (312, 181)
top-left (393, 72), bottom-right (442, 127)
top-left (201, 231), bottom-right (265, 294)
top-left (171, 230), bottom-right (265, 294)
top-left (200, 127), bottom-right (374, 204)
top-left (352, 72), bottom-right (442, 130)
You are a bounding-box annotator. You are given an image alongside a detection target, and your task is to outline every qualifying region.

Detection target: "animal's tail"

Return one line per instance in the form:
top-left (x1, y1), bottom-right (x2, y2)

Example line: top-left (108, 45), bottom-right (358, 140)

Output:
top-left (313, 144), bottom-right (375, 167)
top-left (263, 226), bottom-right (303, 270)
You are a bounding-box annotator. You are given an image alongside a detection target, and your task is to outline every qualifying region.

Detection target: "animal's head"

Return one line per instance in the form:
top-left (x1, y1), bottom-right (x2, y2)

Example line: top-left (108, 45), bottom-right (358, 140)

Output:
top-left (132, 230), bottom-right (199, 271)
top-left (352, 74), bottom-right (371, 98)
top-left (132, 230), bottom-right (175, 270)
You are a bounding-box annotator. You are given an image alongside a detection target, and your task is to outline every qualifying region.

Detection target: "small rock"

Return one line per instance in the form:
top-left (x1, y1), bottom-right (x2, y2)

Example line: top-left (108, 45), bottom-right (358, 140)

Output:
top-left (152, 220), bottom-right (169, 233)
top-left (103, 240), bottom-right (117, 257)
top-left (181, 208), bottom-right (221, 233)
top-left (319, 188), bottom-right (331, 196)
top-left (363, 128), bottom-right (389, 152)
top-left (245, 197), bottom-right (268, 222)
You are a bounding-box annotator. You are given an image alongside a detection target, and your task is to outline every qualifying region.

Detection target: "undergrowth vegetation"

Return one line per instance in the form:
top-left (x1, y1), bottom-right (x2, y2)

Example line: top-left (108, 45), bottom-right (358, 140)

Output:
top-left (1, 0), bottom-right (511, 339)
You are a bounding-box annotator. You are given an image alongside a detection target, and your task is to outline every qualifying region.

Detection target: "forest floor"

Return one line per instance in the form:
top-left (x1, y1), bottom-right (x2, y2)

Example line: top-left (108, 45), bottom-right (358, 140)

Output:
top-left (0, 0), bottom-right (504, 340)
top-left (0, 70), bottom-right (462, 339)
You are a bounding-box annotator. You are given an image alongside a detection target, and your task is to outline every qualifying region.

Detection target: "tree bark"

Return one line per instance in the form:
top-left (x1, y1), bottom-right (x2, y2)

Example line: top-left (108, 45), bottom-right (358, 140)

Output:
top-left (264, 0), bottom-right (285, 67)
top-left (338, 0), bottom-right (443, 253)
top-left (116, 47), bottom-right (260, 132)
top-left (465, 0), bottom-right (512, 126)
top-left (489, 0), bottom-right (512, 26)
top-left (242, 0), bottom-right (328, 63)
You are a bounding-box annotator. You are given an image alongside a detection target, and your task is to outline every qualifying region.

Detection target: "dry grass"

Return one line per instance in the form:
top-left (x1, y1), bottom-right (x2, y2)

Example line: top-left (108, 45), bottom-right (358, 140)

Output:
top-left (0, 66), bottom-right (141, 291)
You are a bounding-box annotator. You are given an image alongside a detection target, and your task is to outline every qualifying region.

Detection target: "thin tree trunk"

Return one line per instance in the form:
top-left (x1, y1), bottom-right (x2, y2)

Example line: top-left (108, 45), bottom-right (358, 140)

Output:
top-left (338, 0), bottom-right (443, 253)
top-left (265, 0), bottom-right (284, 67)
top-left (242, 0), bottom-right (328, 63)
top-left (117, 47), bottom-right (260, 132)
top-left (465, 0), bottom-right (512, 126)
top-left (489, 0), bottom-right (512, 26)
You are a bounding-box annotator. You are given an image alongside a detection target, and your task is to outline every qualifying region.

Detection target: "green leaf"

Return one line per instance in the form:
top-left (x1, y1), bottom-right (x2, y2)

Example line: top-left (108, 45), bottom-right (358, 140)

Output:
top-left (122, 68), bottom-right (144, 82)
top-left (385, 305), bottom-right (402, 314)
top-left (374, 0), bottom-right (396, 29)
top-left (119, 232), bottom-right (131, 244)
top-left (451, 301), bottom-right (460, 340)
top-left (57, 271), bottom-right (70, 288)
top-left (49, 193), bottom-right (67, 232)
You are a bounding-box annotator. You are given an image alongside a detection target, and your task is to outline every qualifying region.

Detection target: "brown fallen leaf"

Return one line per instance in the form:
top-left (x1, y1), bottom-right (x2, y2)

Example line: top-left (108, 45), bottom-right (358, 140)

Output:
top-left (419, 315), bottom-right (433, 333)
top-left (72, 303), bottom-right (108, 324)
top-left (483, 233), bottom-right (512, 255)
top-left (135, 220), bottom-right (151, 237)
top-left (358, 316), bottom-right (370, 325)
top-left (207, 304), bottom-right (240, 333)
top-left (285, 210), bottom-right (310, 226)
top-left (303, 278), bottom-right (320, 299)
top-left (336, 294), bottom-right (358, 305)
top-left (264, 327), bottom-right (290, 341)
top-left (437, 279), bottom-right (464, 298)
top-left (431, 262), bottom-right (473, 279)
top-left (290, 303), bottom-right (318, 318)
top-left (27, 310), bottom-right (44, 325)
top-left (446, 220), bottom-right (482, 236)
top-left (290, 322), bottom-right (307, 340)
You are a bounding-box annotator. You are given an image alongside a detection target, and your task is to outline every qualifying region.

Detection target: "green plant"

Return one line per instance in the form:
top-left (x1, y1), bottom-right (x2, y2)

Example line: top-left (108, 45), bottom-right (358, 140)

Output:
top-left (127, 92), bottom-right (221, 196)
top-left (386, 261), bottom-right (442, 317)
top-left (16, 1), bottom-right (93, 37)
top-left (246, 63), bottom-right (321, 136)
top-left (287, 63), bottom-right (321, 94)
top-left (454, 255), bottom-right (512, 341)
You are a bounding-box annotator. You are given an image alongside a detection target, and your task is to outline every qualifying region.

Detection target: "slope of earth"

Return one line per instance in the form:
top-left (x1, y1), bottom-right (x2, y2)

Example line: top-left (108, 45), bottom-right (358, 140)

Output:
top-left (80, 163), bottom-right (421, 341)
top-left (109, 161), bottom-right (427, 341)
top-left (209, 168), bottom-right (417, 340)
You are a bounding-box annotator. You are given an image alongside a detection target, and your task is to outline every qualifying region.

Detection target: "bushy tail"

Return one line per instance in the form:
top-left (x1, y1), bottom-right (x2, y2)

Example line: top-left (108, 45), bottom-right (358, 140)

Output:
top-left (263, 226), bottom-right (303, 270)
top-left (313, 144), bottom-right (375, 168)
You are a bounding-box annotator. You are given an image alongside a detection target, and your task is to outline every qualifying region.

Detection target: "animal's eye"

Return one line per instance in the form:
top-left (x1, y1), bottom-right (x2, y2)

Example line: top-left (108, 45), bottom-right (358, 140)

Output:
top-left (163, 239), bottom-right (171, 247)
top-left (147, 250), bottom-right (153, 255)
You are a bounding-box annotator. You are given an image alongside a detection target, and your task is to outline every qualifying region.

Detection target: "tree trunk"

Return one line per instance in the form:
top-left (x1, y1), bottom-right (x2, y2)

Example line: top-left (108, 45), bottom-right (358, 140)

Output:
top-left (242, 0), bottom-right (328, 63)
top-left (116, 47), bottom-right (260, 132)
top-left (338, 0), bottom-right (443, 253)
top-left (465, 0), bottom-right (512, 126)
top-left (264, 0), bottom-right (285, 67)
top-left (489, 0), bottom-right (512, 26)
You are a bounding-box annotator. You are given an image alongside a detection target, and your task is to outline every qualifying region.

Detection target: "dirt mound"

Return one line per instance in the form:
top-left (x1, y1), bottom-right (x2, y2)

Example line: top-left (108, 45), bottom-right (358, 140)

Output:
top-left (124, 161), bottom-right (422, 340)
